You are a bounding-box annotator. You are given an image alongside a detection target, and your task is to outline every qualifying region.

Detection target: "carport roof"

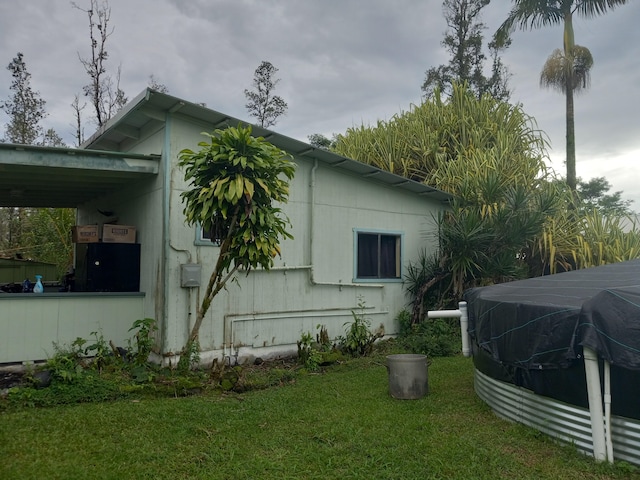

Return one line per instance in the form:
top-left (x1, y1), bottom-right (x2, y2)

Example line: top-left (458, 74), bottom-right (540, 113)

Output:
top-left (0, 143), bottom-right (159, 208)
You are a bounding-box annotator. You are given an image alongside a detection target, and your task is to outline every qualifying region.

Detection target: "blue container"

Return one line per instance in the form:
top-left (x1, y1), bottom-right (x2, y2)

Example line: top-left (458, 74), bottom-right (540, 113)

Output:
top-left (33, 275), bottom-right (44, 293)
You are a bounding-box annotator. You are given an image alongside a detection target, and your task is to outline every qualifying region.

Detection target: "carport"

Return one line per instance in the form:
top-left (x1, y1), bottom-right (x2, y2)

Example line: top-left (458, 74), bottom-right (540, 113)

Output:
top-left (0, 142), bottom-right (160, 364)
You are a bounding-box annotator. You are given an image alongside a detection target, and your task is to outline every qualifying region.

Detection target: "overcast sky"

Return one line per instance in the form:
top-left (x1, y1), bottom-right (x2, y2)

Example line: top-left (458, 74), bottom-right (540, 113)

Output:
top-left (1, 0), bottom-right (638, 206)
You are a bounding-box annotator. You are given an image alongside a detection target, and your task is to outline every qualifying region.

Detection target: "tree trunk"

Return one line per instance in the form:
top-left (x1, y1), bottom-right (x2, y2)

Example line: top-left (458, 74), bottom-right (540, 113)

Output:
top-left (563, 10), bottom-right (577, 193)
top-left (186, 208), bottom-right (241, 346)
top-left (565, 79), bottom-right (576, 192)
top-left (411, 274), bottom-right (449, 325)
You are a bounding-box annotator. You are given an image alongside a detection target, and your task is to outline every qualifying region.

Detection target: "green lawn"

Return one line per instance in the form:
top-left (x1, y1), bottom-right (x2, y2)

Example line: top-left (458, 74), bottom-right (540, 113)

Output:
top-left (1, 354), bottom-right (638, 479)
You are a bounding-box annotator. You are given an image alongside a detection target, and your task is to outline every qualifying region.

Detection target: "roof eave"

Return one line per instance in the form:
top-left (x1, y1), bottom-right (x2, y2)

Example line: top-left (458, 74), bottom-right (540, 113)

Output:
top-left (83, 89), bottom-right (453, 204)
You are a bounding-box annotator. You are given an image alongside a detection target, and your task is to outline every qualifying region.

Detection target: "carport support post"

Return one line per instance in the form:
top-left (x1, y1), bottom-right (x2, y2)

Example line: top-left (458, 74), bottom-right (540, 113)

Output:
top-left (583, 346), bottom-right (607, 462)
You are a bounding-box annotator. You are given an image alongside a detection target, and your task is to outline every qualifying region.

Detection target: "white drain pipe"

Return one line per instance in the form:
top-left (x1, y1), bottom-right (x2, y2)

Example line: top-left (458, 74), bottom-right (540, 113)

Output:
top-left (604, 359), bottom-right (614, 462)
top-left (427, 301), bottom-right (470, 357)
top-left (583, 346), bottom-right (608, 462)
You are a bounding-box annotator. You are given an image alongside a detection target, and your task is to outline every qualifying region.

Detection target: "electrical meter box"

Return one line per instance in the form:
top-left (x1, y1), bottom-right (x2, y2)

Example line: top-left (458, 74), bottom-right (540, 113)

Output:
top-left (181, 263), bottom-right (201, 288)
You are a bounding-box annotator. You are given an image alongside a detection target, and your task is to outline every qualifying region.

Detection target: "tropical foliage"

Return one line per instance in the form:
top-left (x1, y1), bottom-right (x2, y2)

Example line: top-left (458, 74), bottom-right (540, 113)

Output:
top-left (335, 85), bottom-right (557, 315)
top-left (333, 83), bottom-right (640, 319)
top-left (178, 125), bottom-right (296, 346)
top-left (537, 208), bottom-right (640, 275)
top-left (18, 208), bottom-right (75, 278)
top-left (0, 207), bottom-right (75, 280)
top-left (334, 84), bottom-right (547, 186)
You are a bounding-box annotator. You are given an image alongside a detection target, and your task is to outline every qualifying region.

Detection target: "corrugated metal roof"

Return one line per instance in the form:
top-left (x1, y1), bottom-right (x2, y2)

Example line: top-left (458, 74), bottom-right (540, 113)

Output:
top-left (0, 89), bottom-right (450, 208)
top-left (84, 88), bottom-right (452, 204)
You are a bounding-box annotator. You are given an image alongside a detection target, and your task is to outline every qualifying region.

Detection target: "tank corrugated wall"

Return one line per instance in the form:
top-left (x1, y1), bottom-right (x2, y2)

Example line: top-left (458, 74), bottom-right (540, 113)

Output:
top-left (474, 369), bottom-right (640, 466)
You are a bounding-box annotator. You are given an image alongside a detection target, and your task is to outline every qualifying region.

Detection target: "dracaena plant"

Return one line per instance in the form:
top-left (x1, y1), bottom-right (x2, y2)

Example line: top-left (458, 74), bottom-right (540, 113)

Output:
top-left (178, 125), bottom-right (296, 350)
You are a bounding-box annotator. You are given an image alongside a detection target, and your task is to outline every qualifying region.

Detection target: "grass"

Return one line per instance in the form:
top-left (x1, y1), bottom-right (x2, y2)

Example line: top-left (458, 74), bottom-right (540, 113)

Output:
top-left (1, 349), bottom-right (639, 479)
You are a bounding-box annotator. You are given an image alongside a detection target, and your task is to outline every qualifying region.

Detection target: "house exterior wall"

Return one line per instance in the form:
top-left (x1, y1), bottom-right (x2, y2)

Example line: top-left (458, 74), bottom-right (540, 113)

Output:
top-left (71, 110), bottom-right (444, 365)
top-left (0, 293), bottom-right (144, 363)
top-left (0, 98), bottom-right (445, 367)
top-left (160, 115), bottom-right (443, 363)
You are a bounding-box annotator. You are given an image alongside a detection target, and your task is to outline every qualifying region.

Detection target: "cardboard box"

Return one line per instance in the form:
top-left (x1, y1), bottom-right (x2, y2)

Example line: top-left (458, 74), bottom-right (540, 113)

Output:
top-left (72, 225), bottom-right (99, 243)
top-left (102, 224), bottom-right (137, 243)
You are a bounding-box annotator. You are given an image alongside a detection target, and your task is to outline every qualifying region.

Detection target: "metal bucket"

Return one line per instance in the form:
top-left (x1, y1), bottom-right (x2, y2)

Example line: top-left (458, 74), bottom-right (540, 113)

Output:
top-left (386, 354), bottom-right (429, 399)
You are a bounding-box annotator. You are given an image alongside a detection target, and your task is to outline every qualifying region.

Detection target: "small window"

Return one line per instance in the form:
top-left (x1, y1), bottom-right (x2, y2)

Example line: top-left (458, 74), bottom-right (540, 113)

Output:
top-left (354, 230), bottom-right (402, 281)
top-left (195, 224), bottom-right (221, 246)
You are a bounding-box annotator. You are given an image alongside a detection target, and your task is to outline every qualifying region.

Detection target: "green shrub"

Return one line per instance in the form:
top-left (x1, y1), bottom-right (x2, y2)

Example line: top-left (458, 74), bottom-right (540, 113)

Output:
top-left (296, 331), bottom-right (316, 369)
top-left (128, 318), bottom-right (158, 367)
top-left (46, 337), bottom-right (87, 383)
top-left (7, 374), bottom-right (124, 408)
top-left (84, 330), bottom-right (114, 372)
top-left (297, 324), bottom-right (342, 371)
top-left (396, 309), bottom-right (460, 357)
top-left (337, 297), bottom-right (384, 357)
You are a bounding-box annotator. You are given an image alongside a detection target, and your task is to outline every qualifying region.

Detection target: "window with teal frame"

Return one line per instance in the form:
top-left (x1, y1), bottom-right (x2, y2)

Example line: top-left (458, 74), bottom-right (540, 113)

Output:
top-left (354, 229), bottom-right (403, 282)
top-left (194, 224), bottom-right (221, 246)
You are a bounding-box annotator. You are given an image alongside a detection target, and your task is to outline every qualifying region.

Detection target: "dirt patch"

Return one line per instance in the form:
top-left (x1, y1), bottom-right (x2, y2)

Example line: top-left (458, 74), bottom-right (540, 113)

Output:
top-left (0, 371), bottom-right (26, 390)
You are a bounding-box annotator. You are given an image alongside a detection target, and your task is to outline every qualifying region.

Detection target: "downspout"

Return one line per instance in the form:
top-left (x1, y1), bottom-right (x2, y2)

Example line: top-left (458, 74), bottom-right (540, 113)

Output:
top-left (604, 359), bottom-right (614, 462)
top-left (161, 112), bottom-right (172, 364)
top-left (309, 159), bottom-right (318, 284)
top-left (169, 232), bottom-right (194, 361)
top-left (427, 301), bottom-right (470, 357)
top-left (583, 346), bottom-right (607, 462)
top-left (166, 132), bottom-right (196, 356)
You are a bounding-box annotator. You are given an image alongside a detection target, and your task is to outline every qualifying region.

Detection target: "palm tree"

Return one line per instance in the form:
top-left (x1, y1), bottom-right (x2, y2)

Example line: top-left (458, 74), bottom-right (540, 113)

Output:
top-left (495, 0), bottom-right (629, 192)
top-left (540, 45), bottom-right (593, 193)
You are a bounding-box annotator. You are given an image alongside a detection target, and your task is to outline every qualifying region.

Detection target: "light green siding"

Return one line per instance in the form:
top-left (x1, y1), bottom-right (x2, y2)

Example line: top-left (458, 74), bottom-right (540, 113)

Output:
top-left (158, 115), bottom-right (444, 362)
top-left (0, 293), bottom-right (144, 363)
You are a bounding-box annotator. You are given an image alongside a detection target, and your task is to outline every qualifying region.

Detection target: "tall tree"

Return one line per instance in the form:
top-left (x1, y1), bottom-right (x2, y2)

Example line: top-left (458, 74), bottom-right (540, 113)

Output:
top-left (0, 53), bottom-right (45, 262)
top-left (73, 0), bottom-right (127, 127)
top-left (71, 94), bottom-right (87, 147)
top-left (495, 0), bottom-right (629, 192)
top-left (577, 176), bottom-right (633, 215)
top-left (307, 133), bottom-right (336, 151)
top-left (1, 53), bottom-right (46, 144)
top-left (539, 44), bottom-right (593, 193)
top-left (244, 61), bottom-right (288, 128)
top-left (0, 53), bottom-right (72, 273)
top-left (148, 74), bottom-right (169, 93)
top-left (422, 0), bottom-right (511, 101)
top-left (41, 128), bottom-right (67, 148)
